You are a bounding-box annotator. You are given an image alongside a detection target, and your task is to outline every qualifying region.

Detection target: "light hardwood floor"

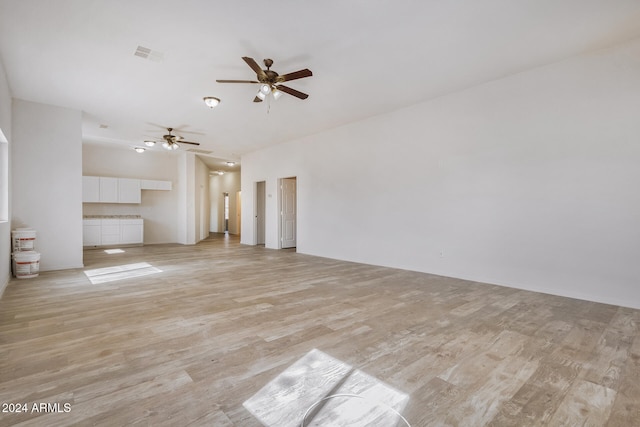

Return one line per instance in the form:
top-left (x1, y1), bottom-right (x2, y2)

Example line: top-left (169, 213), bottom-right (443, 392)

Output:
top-left (1, 234), bottom-right (639, 426)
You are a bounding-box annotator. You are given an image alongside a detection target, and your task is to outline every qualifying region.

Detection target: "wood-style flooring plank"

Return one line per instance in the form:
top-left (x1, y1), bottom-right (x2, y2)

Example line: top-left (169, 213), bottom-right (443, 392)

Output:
top-left (0, 234), bottom-right (639, 426)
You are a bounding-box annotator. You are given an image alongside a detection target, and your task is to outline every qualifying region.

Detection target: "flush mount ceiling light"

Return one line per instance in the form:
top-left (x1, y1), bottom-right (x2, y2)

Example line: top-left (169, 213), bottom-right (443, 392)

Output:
top-left (203, 97), bottom-right (221, 108)
top-left (134, 147), bottom-right (145, 153)
top-left (226, 161), bottom-right (235, 167)
top-left (217, 171), bottom-right (224, 175)
top-left (144, 140), bottom-right (156, 147)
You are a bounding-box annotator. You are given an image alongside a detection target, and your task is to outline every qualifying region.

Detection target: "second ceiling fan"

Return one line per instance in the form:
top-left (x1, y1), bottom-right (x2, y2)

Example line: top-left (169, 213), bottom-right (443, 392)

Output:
top-left (217, 57), bottom-right (312, 102)
top-left (146, 128), bottom-right (200, 151)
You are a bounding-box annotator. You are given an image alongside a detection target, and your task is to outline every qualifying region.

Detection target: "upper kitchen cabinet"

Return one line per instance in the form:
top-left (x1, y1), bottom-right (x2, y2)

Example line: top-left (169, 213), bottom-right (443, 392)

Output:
top-left (140, 179), bottom-right (172, 191)
top-left (118, 178), bottom-right (141, 203)
top-left (82, 176), bottom-right (100, 202)
top-left (83, 176), bottom-right (171, 203)
top-left (99, 177), bottom-right (119, 203)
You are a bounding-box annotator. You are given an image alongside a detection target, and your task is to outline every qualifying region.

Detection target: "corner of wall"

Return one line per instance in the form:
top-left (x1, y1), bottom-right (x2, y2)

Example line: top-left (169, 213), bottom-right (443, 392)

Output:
top-left (0, 275), bottom-right (7, 299)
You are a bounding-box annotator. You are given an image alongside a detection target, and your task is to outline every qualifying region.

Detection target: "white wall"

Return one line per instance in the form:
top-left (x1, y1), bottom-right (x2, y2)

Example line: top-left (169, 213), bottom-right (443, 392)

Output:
top-left (242, 38), bottom-right (640, 309)
top-left (12, 99), bottom-right (83, 271)
top-left (194, 155), bottom-right (210, 242)
top-left (0, 56), bottom-right (12, 295)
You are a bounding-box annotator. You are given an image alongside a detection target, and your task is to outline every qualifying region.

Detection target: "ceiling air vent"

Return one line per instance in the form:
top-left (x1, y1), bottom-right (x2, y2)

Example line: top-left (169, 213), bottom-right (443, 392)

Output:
top-left (134, 45), bottom-right (164, 62)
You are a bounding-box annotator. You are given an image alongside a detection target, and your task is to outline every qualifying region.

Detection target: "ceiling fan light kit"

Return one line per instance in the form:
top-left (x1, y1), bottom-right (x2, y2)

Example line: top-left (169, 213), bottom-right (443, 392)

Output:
top-left (162, 141), bottom-right (179, 150)
top-left (216, 57), bottom-right (312, 103)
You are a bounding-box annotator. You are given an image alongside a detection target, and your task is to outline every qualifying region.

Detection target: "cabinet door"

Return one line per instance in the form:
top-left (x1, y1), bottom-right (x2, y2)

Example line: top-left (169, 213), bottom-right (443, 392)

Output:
top-left (83, 222), bottom-right (101, 246)
top-left (120, 220), bottom-right (143, 244)
top-left (82, 176), bottom-right (100, 203)
top-left (99, 177), bottom-right (119, 203)
top-left (118, 178), bottom-right (141, 203)
top-left (100, 219), bottom-right (120, 245)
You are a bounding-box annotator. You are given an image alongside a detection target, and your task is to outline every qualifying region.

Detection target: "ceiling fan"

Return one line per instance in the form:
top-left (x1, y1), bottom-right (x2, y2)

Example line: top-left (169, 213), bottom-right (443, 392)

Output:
top-left (145, 128), bottom-right (200, 151)
top-left (217, 57), bottom-right (312, 102)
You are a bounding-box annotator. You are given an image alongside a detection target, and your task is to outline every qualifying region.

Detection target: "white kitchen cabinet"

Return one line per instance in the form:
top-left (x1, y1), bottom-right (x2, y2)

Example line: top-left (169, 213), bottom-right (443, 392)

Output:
top-left (82, 219), bottom-right (101, 246)
top-left (84, 176), bottom-right (170, 203)
top-left (118, 178), bottom-right (141, 203)
top-left (82, 176), bottom-right (100, 203)
top-left (140, 179), bottom-right (172, 190)
top-left (120, 219), bottom-right (144, 244)
top-left (100, 219), bottom-right (120, 245)
top-left (99, 177), bottom-right (119, 203)
top-left (83, 218), bottom-right (144, 247)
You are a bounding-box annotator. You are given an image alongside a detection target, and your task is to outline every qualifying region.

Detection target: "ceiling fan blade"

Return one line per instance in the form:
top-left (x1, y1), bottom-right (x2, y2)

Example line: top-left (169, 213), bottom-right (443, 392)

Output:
top-left (277, 68), bottom-right (312, 83)
top-left (216, 79), bottom-right (260, 84)
top-left (242, 57), bottom-right (267, 79)
top-left (253, 96), bottom-right (263, 103)
top-left (276, 85), bottom-right (309, 100)
top-left (179, 141), bottom-right (200, 146)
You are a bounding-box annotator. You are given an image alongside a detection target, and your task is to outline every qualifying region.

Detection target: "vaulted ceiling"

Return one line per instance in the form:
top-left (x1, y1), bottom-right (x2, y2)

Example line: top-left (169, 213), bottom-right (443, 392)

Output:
top-left (1, 1), bottom-right (640, 167)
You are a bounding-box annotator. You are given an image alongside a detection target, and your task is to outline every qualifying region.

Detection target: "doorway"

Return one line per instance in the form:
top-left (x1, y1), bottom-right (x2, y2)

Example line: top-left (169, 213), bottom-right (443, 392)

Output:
top-left (280, 177), bottom-right (297, 249)
top-left (255, 181), bottom-right (266, 245)
top-left (223, 192), bottom-right (229, 232)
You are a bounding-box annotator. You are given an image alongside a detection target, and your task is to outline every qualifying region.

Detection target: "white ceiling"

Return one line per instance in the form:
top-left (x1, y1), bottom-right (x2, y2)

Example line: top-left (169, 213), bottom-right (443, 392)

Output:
top-left (1, 1), bottom-right (640, 168)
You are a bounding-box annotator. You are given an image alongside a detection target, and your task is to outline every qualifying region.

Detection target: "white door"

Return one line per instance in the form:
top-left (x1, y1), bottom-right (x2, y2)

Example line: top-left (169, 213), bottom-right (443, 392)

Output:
top-left (280, 178), bottom-right (296, 249)
top-left (236, 191), bottom-right (242, 236)
top-left (255, 181), bottom-right (266, 245)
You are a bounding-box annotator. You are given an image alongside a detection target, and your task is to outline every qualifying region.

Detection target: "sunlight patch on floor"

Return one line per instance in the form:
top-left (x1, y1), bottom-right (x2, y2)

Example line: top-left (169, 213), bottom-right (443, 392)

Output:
top-left (104, 248), bottom-right (125, 254)
top-left (84, 262), bottom-right (161, 284)
top-left (243, 348), bottom-right (410, 427)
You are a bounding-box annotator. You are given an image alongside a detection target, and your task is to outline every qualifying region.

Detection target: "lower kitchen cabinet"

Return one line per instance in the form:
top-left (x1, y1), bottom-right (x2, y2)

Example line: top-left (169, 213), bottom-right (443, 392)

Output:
top-left (83, 218), bottom-right (144, 246)
top-left (120, 219), bottom-right (144, 244)
top-left (82, 219), bottom-right (101, 246)
top-left (101, 219), bottom-right (121, 245)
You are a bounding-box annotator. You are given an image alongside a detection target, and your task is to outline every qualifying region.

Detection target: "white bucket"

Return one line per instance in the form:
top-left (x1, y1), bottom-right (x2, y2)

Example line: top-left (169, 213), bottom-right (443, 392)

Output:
top-left (12, 251), bottom-right (40, 279)
top-left (12, 228), bottom-right (36, 251)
